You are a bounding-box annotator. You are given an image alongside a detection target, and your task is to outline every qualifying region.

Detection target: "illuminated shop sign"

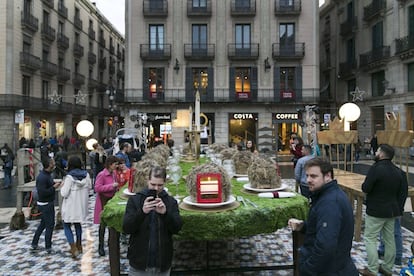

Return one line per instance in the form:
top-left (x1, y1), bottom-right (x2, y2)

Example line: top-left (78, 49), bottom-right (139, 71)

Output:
top-left (273, 113), bottom-right (299, 120)
top-left (147, 113), bottom-right (171, 121)
top-left (232, 113), bottom-right (257, 120)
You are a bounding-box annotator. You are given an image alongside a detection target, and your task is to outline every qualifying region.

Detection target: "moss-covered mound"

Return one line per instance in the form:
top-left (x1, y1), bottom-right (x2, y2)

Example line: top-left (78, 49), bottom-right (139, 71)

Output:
top-left (248, 157), bottom-right (281, 189)
top-left (219, 148), bottom-right (238, 160)
top-left (232, 151), bottom-right (254, 174)
top-left (186, 162), bottom-right (232, 202)
top-left (131, 159), bottom-right (160, 193)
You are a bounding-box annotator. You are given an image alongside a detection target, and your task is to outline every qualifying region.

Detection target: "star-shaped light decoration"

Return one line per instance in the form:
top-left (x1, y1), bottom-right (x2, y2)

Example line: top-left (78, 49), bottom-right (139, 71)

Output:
top-left (49, 90), bottom-right (62, 104)
top-left (350, 86), bottom-right (365, 102)
top-left (75, 90), bottom-right (87, 104)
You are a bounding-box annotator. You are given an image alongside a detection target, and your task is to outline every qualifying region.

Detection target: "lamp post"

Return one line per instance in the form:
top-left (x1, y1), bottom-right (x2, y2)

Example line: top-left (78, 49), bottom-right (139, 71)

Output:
top-left (76, 120), bottom-right (94, 169)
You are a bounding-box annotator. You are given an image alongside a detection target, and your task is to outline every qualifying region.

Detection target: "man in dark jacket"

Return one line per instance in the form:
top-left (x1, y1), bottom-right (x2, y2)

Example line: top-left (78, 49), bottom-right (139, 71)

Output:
top-left (123, 166), bottom-right (182, 275)
top-left (31, 157), bottom-right (61, 253)
top-left (359, 144), bottom-right (408, 276)
top-left (288, 157), bottom-right (358, 275)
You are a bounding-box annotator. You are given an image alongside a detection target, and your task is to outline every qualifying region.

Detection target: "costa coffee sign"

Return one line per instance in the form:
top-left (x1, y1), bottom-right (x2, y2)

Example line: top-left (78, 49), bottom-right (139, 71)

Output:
top-left (273, 113), bottom-right (299, 121)
top-left (232, 113), bottom-right (257, 120)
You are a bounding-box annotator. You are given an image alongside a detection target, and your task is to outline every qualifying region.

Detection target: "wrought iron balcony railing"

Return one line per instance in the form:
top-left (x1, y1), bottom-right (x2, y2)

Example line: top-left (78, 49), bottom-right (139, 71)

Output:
top-left (187, 0), bottom-right (212, 17)
top-left (143, 0), bottom-right (168, 17)
top-left (227, 43), bottom-right (259, 60)
top-left (88, 27), bottom-right (95, 40)
top-left (88, 52), bottom-right (97, 64)
top-left (363, 0), bottom-right (386, 22)
top-left (88, 78), bottom-right (99, 89)
top-left (99, 57), bottom-right (107, 69)
top-left (99, 37), bottom-right (106, 47)
top-left (73, 43), bottom-right (84, 58)
top-left (57, 33), bottom-right (69, 50)
top-left (338, 59), bottom-right (357, 79)
top-left (340, 16), bottom-right (358, 37)
top-left (72, 72), bottom-right (85, 87)
top-left (74, 16), bottom-right (83, 30)
top-left (140, 44), bottom-right (172, 60)
top-left (184, 44), bottom-right (215, 60)
top-left (359, 46), bottom-right (390, 70)
top-left (395, 36), bottom-right (414, 59)
top-left (21, 11), bottom-right (39, 34)
top-left (58, 2), bottom-right (68, 18)
top-left (20, 52), bottom-right (41, 72)
top-left (272, 43), bottom-right (305, 59)
top-left (274, 0), bottom-right (301, 16)
top-left (41, 23), bottom-right (56, 43)
top-left (230, 0), bottom-right (256, 16)
top-left (57, 67), bottom-right (71, 82)
top-left (41, 61), bottom-right (58, 76)
top-left (110, 45), bottom-right (115, 54)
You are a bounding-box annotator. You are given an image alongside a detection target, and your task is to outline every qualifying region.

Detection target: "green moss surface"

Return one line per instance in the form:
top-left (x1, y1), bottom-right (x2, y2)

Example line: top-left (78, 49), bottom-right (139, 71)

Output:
top-left (101, 159), bottom-right (309, 241)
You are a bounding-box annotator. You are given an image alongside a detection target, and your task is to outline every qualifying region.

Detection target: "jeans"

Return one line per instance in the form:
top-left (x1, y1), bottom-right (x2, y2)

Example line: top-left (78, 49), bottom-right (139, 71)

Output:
top-left (3, 167), bottom-right (12, 187)
top-left (378, 217), bottom-right (402, 263)
top-left (31, 202), bottom-right (55, 249)
top-left (364, 215), bottom-right (395, 274)
top-left (63, 222), bottom-right (82, 244)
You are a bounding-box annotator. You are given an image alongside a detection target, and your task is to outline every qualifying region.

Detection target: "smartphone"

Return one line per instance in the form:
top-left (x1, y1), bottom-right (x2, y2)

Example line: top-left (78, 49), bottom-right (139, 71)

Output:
top-left (147, 189), bottom-right (157, 201)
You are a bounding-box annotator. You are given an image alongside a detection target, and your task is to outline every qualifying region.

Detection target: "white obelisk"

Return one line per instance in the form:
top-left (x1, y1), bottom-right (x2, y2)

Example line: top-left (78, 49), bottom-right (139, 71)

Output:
top-left (188, 106), bottom-right (192, 131)
top-left (195, 90), bottom-right (200, 131)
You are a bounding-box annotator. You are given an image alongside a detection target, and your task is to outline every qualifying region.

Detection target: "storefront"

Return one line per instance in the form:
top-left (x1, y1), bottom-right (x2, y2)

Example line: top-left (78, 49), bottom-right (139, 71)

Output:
top-left (272, 112), bottom-right (302, 152)
top-left (229, 113), bottom-right (258, 148)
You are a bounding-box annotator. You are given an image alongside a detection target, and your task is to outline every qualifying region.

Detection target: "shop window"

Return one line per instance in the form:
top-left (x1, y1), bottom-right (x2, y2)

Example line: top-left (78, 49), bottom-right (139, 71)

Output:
top-left (409, 63), bottom-right (414, 92)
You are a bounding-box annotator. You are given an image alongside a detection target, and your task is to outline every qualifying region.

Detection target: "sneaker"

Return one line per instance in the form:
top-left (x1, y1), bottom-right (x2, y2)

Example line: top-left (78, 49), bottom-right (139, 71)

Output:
top-left (379, 265), bottom-right (392, 276)
top-left (358, 267), bottom-right (376, 276)
top-left (30, 245), bottom-right (39, 252)
top-left (46, 248), bottom-right (55, 254)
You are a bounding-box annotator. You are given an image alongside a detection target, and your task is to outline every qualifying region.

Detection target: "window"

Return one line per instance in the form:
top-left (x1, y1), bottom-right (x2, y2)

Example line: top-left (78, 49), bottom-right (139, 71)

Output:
top-left (279, 23), bottom-right (295, 55)
top-left (372, 21), bottom-right (383, 49)
top-left (58, 84), bottom-right (64, 97)
top-left (75, 32), bottom-right (80, 44)
top-left (150, 0), bottom-right (163, 10)
top-left (75, 7), bottom-right (80, 19)
top-left (235, 24), bottom-right (250, 48)
top-left (192, 0), bottom-right (206, 8)
top-left (279, 67), bottom-right (295, 99)
top-left (43, 11), bottom-right (50, 26)
top-left (23, 41), bottom-right (31, 53)
top-left (347, 79), bottom-right (356, 102)
top-left (23, 0), bottom-right (32, 16)
top-left (149, 68), bottom-right (164, 93)
top-left (149, 25), bottom-right (164, 50)
top-left (346, 38), bottom-right (355, 63)
top-left (42, 80), bottom-right (49, 100)
top-left (22, 75), bottom-right (31, 97)
top-left (371, 70), bottom-right (385, 97)
top-left (235, 0), bottom-right (250, 9)
top-left (409, 63), bottom-right (414, 91)
top-left (235, 68), bottom-right (251, 99)
top-left (192, 68), bottom-right (208, 94)
top-left (192, 24), bottom-right (207, 52)
top-left (346, 1), bottom-right (354, 20)
top-left (58, 21), bottom-right (64, 34)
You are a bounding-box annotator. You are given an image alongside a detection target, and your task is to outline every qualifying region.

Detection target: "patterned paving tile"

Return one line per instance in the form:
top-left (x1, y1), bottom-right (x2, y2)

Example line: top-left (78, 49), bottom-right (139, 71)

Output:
top-left (0, 189), bottom-right (413, 275)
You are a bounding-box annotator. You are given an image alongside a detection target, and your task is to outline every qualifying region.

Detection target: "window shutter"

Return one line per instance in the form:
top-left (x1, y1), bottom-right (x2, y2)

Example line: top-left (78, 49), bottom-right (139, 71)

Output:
top-left (143, 68), bottom-right (149, 101)
top-left (274, 66), bottom-right (280, 103)
top-left (295, 66), bottom-right (302, 101)
top-left (251, 66), bottom-right (258, 101)
top-left (229, 67), bottom-right (235, 101)
top-left (207, 67), bottom-right (214, 102)
top-left (185, 67), bottom-right (193, 102)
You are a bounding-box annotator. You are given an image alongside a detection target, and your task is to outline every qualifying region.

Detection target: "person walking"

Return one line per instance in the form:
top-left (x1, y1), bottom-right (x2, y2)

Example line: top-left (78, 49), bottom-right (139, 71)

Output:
top-left (60, 156), bottom-right (91, 259)
top-left (294, 145), bottom-right (314, 198)
top-left (288, 157), bottom-right (358, 275)
top-left (94, 155), bottom-right (119, 256)
top-left (115, 142), bottom-right (132, 168)
top-left (0, 143), bottom-right (15, 189)
top-left (123, 166), bottom-right (183, 275)
top-left (359, 144), bottom-right (408, 276)
top-left (31, 158), bottom-right (62, 254)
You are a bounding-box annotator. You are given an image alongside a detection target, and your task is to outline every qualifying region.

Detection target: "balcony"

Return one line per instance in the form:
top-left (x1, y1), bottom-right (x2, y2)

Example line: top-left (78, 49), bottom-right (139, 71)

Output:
top-left (363, 0), bottom-right (386, 22)
top-left (359, 46), bottom-right (390, 71)
top-left (231, 0), bottom-right (256, 16)
top-left (99, 57), bottom-right (107, 70)
top-left (21, 12), bottom-right (39, 34)
top-left (58, 2), bottom-right (68, 18)
top-left (20, 52), bottom-right (41, 72)
top-left (274, 0), bottom-right (301, 16)
top-left (395, 36), bottom-right (414, 60)
top-left (74, 16), bottom-right (83, 30)
top-left (227, 43), bottom-right (259, 60)
top-left (42, 0), bottom-right (54, 8)
top-left (187, 0), bottom-right (212, 17)
top-left (340, 17), bottom-right (358, 37)
top-left (88, 52), bottom-right (97, 64)
top-left (140, 44), bottom-right (172, 61)
top-left (88, 78), bottom-right (99, 89)
top-left (57, 33), bottom-right (69, 50)
top-left (88, 28), bottom-right (95, 40)
top-left (272, 43), bottom-right (305, 60)
top-left (143, 0), bottom-right (168, 17)
top-left (117, 49), bottom-right (122, 59)
top-left (110, 45), bottom-right (115, 54)
top-left (338, 59), bottom-right (357, 79)
top-left (184, 44), bottom-right (215, 61)
top-left (123, 88), bottom-right (319, 104)
top-left (97, 82), bottom-right (107, 92)
top-left (72, 72), bottom-right (85, 87)
top-left (99, 37), bottom-right (106, 47)
top-left (41, 61), bottom-right (58, 76)
top-left (57, 67), bottom-right (71, 82)
top-left (117, 69), bottom-right (124, 79)
top-left (41, 23), bottom-right (56, 43)
top-left (73, 43), bottom-right (84, 58)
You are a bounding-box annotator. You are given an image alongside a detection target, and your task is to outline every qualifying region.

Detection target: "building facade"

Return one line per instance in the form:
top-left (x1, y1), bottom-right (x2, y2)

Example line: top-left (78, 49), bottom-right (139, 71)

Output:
top-left (320, 0), bottom-right (414, 143)
top-left (123, 0), bottom-right (320, 151)
top-left (0, 0), bottom-right (125, 150)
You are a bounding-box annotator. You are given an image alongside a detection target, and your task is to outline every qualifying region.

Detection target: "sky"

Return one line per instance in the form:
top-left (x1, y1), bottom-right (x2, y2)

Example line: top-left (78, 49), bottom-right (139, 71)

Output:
top-left (92, 0), bottom-right (125, 35)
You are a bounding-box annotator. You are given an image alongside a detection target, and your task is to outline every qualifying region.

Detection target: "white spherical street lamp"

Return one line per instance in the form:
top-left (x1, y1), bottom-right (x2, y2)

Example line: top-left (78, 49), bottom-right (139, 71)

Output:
top-left (339, 103), bottom-right (361, 131)
top-left (86, 138), bottom-right (98, 151)
top-left (76, 120), bottom-right (94, 137)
